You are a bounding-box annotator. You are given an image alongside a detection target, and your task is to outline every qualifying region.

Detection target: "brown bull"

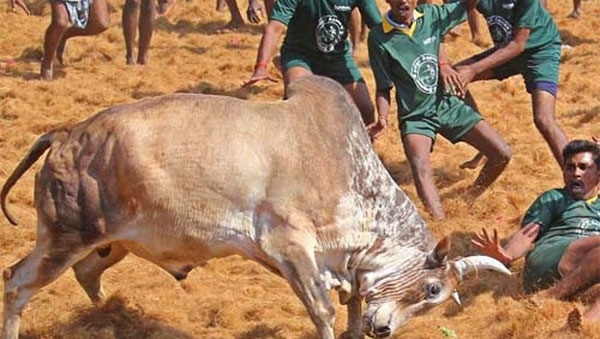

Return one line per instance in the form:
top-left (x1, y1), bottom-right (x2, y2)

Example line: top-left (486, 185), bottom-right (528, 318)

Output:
top-left (1, 75), bottom-right (509, 339)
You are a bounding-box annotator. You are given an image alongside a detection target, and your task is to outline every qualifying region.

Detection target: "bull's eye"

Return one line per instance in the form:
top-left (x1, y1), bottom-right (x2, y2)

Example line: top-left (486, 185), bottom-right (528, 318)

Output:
top-left (424, 281), bottom-right (442, 299)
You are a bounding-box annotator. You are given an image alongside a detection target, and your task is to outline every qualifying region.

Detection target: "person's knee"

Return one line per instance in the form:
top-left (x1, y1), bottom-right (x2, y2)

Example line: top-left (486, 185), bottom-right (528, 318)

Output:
top-left (50, 13), bottom-right (71, 31)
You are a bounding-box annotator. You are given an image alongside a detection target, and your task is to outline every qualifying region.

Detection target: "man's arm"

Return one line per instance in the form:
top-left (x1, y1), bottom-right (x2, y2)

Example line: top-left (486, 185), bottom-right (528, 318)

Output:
top-left (457, 27), bottom-right (530, 85)
top-left (367, 89), bottom-right (391, 139)
top-left (242, 20), bottom-right (286, 87)
top-left (472, 223), bottom-right (541, 265)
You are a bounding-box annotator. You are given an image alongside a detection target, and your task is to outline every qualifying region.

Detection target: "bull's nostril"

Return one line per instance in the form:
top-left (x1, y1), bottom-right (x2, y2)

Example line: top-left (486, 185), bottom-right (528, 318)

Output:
top-left (374, 326), bottom-right (391, 338)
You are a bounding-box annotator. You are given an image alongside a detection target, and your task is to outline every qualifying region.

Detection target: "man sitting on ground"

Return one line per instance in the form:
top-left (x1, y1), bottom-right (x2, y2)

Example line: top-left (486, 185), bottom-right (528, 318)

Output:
top-left (473, 139), bottom-right (600, 321)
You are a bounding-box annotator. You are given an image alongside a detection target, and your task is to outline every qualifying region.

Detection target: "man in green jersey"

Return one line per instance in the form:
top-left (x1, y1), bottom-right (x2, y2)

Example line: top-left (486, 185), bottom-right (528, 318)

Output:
top-left (452, 0), bottom-right (568, 168)
top-left (367, 0), bottom-right (511, 220)
top-left (474, 139), bottom-right (600, 321)
top-left (243, 0), bottom-right (382, 126)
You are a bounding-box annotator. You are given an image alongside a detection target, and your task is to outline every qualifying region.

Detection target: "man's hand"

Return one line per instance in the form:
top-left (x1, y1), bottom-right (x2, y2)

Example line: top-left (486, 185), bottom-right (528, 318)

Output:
top-left (439, 63), bottom-right (466, 98)
top-left (242, 65), bottom-right (278, 87)
top-left (471, 227), bottom-right (513, 265)
top-left (367, 118), bottom-right (388, 140)
top-left (246, 0), bottom-right (266, 24)
top-left (10, 0), bottom-right (31, 15)
top-left (456, 65), bottom-right (477, 87)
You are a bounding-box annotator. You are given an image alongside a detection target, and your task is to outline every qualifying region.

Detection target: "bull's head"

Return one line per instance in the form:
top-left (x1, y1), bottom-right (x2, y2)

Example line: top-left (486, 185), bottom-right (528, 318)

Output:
top-left (359, 237), bottom-right (510, 338)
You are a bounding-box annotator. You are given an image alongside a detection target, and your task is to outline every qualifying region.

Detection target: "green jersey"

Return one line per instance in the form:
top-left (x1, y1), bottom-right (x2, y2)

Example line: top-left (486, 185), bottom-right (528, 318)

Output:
top-left (367, 3), bottom-right (466, 120)
top-left (271, 0), bottom-right (381, 58)
top-left (476, 0), bottom-right (561, 50)
top-left (522, 189), bottom-right (600, 291)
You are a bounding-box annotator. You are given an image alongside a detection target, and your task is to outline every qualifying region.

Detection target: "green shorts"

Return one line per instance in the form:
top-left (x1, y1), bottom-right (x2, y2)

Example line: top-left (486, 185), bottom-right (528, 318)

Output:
top-left (280, 43), bottom-right (364, 84)
top-left (471, 41), bottom-right (561, 94)
top-left (523, 237), bottom-right (574, 293)
top-left (399, 96), bottom-right (482, 145)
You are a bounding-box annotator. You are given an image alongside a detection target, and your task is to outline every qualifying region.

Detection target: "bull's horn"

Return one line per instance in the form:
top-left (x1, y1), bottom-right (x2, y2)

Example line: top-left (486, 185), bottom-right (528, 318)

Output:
top-left (451, 290), bottom-right (461, 305)
top-left (453, 255), bottom-right (511, 281)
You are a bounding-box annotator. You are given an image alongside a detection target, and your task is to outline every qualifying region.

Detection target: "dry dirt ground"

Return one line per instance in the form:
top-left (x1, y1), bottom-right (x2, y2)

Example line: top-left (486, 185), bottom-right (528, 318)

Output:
top-left (1, 0), bottom-right (600, 337)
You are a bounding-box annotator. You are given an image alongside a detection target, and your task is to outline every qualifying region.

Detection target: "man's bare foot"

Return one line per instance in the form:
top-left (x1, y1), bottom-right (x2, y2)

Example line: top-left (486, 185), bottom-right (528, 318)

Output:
top-left (471, 36), bottom-right (490, 48)
top-left (56, 40), bottom-right (67, 65)
top-left (460, 153), bottom-right (486, 170)
top-left (272, 55), bottom-right (281, 74)
top-left (567, 10), bottom-right (581, 19)
top-left (40, 64), bottom-right (53, 81)
top-left (216, 0), bottom-right (227, 12)
top-left (157, 0), bottom-right (175, 15)
top-left (567, 308), bottom-right (583, 332)
top-left (448, 27), bottom-right (461, 37)
top-left (217, 19), bottom-right (244, 33)
top-left (126, 54), bottom-right (135, 65)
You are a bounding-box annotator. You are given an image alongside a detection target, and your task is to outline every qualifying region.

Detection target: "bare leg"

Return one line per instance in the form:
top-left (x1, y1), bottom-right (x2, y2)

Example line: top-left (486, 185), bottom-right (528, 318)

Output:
top-left (73, 242), bottom-right (129, 304)
top-left (216, 0), bottom-right (227, 12)
top-left (56, 0), bottom-right (110, 65)
top-left (343, 82), bottom-right (375, 126)
top-left (468, 9), bottom-right (486, 47)
top-left (548, 244), bottom-right (600, 300)
top-left (402, 134), bottom-right (444, 219)
top-left (568, 0), bottom-right (582, 18)
top-left (460, 120), bottom-right (512, 197)
top-left (224, 0), bottom-right (244, 28)
top-left (41, 2), bottom-right (71, 80)
top-left (283, 65), bottom-right (312, 97)
top-left (349, 8), bottom-right (361, 56)
top-left (531, 90), bottom-right (568, 168)
top-left (123, 0), bottom-right (141, 65)
top-left (136, 0), bottom-right (156, 65)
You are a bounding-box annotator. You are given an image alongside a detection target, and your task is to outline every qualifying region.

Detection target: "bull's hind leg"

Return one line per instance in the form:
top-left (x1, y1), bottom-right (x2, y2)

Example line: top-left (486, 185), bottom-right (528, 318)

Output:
top-left (73, 242), bottom-right (129, 304)
top-left (2, 239), bottom-right (93, 339)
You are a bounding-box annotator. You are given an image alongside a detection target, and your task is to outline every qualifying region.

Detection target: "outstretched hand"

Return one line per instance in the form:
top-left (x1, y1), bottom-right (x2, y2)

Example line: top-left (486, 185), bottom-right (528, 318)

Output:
top-left (246, 0), bottom-right (266, 24)
top-left (471, 227), bottom-right (513, 265)
top-left (10, 0), bottom-right (31, 15)
top-left (242, 67), bottom-right (278, 87)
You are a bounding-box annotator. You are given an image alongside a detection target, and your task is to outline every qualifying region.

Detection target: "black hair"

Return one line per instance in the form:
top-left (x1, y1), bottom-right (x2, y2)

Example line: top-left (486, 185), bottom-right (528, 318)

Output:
top-left (562, 139), bottom-right (600, 167)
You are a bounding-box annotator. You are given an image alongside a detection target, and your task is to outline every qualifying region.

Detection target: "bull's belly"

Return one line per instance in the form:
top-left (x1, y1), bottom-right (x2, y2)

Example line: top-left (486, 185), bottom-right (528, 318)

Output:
top-left (112, 210), bottom-right (268, 278)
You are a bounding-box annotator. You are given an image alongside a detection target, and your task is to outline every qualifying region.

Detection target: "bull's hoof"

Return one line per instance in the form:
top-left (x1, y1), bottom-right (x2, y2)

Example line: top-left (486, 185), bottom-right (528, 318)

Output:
top-left (567, 308), bottom-right (582, 332)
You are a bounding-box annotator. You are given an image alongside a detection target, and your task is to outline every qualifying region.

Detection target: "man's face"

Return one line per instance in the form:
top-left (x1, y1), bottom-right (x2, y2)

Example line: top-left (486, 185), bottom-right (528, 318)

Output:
top-left (563, 152), bottom-right (600, 200)
top-left (386, 0), bottom-right (418, 25)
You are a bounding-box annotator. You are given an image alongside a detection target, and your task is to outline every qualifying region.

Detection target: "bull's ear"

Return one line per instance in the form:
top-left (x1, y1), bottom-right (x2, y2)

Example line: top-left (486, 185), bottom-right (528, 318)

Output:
top-left (425, 237), bottom-right (451, 268)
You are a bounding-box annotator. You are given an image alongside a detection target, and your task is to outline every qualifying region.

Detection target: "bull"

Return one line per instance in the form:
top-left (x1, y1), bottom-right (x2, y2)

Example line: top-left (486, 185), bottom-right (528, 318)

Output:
top-left (1, 76), bottom-right (509, 339)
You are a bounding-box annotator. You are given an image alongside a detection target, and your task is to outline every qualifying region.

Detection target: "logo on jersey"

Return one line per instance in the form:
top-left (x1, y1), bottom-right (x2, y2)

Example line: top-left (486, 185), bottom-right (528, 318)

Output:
top-left (410, 54), bottom-right (438, 94)
top-left (316, 15), bottom-right (345, 53)
top-left (487, 15), bottom-right (513, 46)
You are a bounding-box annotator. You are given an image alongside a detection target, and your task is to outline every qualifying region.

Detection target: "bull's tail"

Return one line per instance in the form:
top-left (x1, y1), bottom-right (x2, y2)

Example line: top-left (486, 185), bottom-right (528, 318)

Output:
top-left (1, 132), bottom-right (55, 226)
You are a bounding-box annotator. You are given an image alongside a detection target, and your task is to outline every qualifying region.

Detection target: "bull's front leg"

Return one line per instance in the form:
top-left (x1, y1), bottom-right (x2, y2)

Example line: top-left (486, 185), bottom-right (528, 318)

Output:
top-left (345, 296), bottom-right (364, 339)
top-left (263, 231), bottom-right (336, 339)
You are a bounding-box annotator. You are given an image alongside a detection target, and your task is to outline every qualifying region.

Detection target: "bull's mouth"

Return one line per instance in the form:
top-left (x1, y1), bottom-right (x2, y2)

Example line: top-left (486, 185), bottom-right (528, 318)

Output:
top-left (363, 317), bottom-right (392, 338)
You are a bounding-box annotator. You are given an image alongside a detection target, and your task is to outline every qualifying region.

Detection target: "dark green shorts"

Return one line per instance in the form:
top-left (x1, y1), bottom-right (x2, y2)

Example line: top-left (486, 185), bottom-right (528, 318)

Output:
top-left (280, 43), bottom-right (364, 84)
top-left (400, 96), bottom-right (482, 145)
top-left (471, 41), bottom-right (561, 94)
top-left (523, 237), bottom-right (573, 293)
